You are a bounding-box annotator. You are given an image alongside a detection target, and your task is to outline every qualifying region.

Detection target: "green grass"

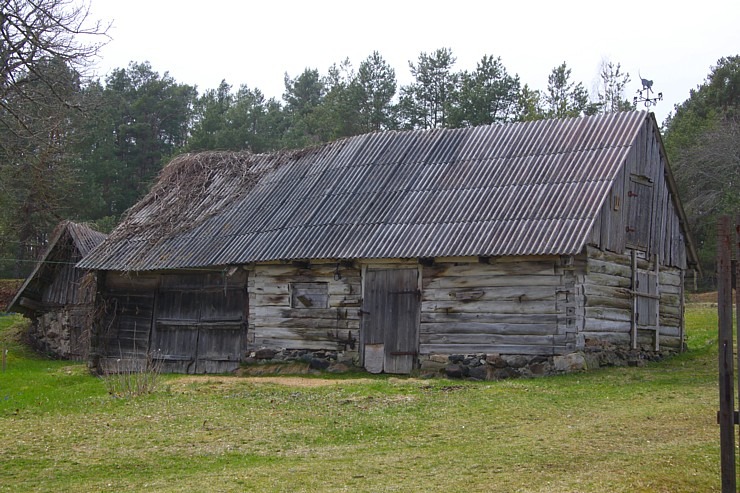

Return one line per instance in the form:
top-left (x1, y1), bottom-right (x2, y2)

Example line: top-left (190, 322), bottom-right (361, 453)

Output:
top-left (0, 306), bottom-right (731, 492)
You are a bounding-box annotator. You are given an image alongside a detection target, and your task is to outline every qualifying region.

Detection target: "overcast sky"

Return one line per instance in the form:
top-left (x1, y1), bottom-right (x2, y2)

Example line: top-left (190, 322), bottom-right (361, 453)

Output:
top-left (88, 0), bottom-right (739, 125)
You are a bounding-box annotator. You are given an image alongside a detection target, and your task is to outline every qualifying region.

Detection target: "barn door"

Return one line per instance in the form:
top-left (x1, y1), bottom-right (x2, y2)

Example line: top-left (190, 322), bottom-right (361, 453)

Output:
top-left (195, 274), bottom-right (247, 373)
top-left (152, 272), bottom-right (247, 373)
top-left (361, 268), bottom-right (420, 374)
top-left (152, 289), bottom-right (200, 373)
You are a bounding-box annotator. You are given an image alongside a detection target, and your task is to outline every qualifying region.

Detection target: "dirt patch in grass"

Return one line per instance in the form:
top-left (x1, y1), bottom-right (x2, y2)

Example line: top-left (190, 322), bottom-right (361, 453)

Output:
top-left (686, 290), bottom-right (731, 303)
top-left (171, 375), bottom-right (376, 389)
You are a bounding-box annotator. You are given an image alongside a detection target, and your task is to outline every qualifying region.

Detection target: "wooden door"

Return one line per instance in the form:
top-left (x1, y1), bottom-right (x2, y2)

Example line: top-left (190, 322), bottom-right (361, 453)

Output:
top-left (362, 268), bottom-right (420, 374)
top-left (195, 284), bottom-right (246, 373)
top-left (152, 290), bottom-right (200, 373)
top-left (152, 272), bottom-right (247, 373)
top-left (626, 175), bottom-right (654, 250)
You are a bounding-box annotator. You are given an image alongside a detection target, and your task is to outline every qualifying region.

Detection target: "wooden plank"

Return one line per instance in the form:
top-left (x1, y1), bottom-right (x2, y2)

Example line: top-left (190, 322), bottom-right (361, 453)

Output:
top-left (420, 312), bottom-right (558, 324)
top-left (583, 283), bottom-right (631, 298)
top-left (421, 333), bottom-right (555, 345)
top-left (254, 306), bottom-right (349, 320)
top-left (659, 270), bottom-right (683, 286)
top-left (630, 249), bottom-right (638, 349)
top-left (655, 253), bottom-right (661, 350)
top-left (255, 317), bottom-right (359, 330)
top-left (587, 258), bottom-right (632, 278)
top-left (254, 327), bottom-right (359, 342)
top-left (420, 343), bottom-right (556, 356)
top-left (422, 285), bottom-right (556, 302)
top-left (254, 264), bottom-right (359, 277)
top-left (364, 344), bottom-right (384, 374)
top-left (252, 283), bottom-right (290, 295)
top-left (252, 337), bottom-right (341, 351)
top-left (583, 318), bottom-right (630, 332)
top-left (583, 294), bottom-right (631, 311)
top-left (585, 307), bottom-right (631, 322)
top-left (587, 245), bottom-right (651, 269)
top-left (717, 215), bottom-right (736, 493)
top-left (424, 275), bottom-right (564, 290)
top-left (420, 322), bottom-right (557, 336)
top-left (422, 299), bottom-right (558, 315)
top-left (423, 260), bottom-right (556, 278)
top-left (584, 273), bottom-right (631, 288)
top-left (580, 331), bottom-right (631, 345)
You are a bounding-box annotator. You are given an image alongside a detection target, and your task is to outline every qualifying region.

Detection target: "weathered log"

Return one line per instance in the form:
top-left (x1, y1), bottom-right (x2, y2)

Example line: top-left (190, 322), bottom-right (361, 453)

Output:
top-left (422, 285), bottom-right (556, 302)
top-left (420, 343), bottom-right (558, 356)
top-left (420, 322), bottom-right (557, 336)
top-left (420, 311), bottom-right (558, 324)
top-left (421, 333), bottom-right (555, 346)
top-left (422, 299), bottom-right (558, 315)
top-left (424, 275), bottom-right (565, 290)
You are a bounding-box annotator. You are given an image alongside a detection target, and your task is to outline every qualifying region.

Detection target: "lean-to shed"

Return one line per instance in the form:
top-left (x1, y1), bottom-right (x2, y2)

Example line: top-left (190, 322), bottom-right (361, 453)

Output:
top-left (79, 111), bottom-right (698, 375)
top-left (8, 221), bottom-right (107, 359)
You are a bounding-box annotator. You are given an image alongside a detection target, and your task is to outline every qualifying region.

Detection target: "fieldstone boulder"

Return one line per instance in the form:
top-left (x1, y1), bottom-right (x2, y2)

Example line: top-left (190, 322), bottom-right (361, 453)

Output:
top-left (553, 352), bottom-right (587, 372)
top-left (254, 348), bottom-right (277, 360)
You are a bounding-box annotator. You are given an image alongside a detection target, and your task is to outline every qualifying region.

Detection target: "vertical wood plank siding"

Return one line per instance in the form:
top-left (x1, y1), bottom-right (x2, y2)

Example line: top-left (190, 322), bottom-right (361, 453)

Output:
top-left (588, 119), bottom-right (687, 269)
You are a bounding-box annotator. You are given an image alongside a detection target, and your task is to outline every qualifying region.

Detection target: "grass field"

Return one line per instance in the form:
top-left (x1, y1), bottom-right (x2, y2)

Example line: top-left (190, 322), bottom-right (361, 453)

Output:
top-left (0, 304), bottom-right (731, 492)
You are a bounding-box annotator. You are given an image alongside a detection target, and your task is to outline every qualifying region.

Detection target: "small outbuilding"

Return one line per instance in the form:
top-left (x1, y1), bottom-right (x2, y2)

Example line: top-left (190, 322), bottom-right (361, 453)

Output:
top-left (8, 221), bottom-right (107, 359)
top-left (78, 111), bottom-right (698, 375)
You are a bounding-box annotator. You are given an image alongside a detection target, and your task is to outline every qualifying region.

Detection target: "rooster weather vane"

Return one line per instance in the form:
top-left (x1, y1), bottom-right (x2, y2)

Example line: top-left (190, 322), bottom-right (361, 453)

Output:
top-left (634, 71), bottom-right (663, 108)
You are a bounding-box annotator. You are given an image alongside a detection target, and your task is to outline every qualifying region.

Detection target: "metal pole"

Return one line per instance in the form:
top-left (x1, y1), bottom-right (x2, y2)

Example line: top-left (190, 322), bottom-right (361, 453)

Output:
top-left (717, 216), bottom-right (736, 493)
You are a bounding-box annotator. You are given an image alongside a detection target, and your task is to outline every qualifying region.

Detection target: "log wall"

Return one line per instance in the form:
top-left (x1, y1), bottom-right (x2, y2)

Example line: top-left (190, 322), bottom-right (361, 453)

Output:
top-left (419, 256), bottom-right (580, 356)
top-left (581, 246), bottom-right (683, 349)
top-left (248, 261), bottom-right (362, 354)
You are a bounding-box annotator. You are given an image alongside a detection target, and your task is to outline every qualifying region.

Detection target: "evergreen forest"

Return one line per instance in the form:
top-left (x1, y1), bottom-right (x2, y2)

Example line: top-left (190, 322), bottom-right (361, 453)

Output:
top-left (0, 2), bottom-right (736, 288)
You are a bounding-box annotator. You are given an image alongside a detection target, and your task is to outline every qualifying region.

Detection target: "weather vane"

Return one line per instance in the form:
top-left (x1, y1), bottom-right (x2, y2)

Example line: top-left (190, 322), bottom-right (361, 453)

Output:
top-left (634, 71), bottom-right (663, 108)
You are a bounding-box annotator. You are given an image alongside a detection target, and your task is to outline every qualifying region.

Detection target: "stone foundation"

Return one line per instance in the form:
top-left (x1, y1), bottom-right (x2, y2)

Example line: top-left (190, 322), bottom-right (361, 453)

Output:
top-left (27, 308), bottom-right (90, 360)
top-left (243, 344), bottom-right (677, 380)
top-left (419, 344), bottom-right (678, 380)
top-left (244, 348), bottom-right (359, 373)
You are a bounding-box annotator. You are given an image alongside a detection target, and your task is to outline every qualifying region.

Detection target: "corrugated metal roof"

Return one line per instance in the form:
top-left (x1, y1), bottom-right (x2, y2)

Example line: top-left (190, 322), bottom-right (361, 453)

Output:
top-left (8, 221), bottom-right (107, 313)
top-left (79, 111), bottom-right (651, 271)
top-left (67, 222), bottom-right (108, 255)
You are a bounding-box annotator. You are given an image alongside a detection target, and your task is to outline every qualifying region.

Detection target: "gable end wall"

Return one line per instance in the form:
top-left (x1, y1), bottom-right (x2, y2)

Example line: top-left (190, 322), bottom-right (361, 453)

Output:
top-left (588, 119), bottom-right (687, 270)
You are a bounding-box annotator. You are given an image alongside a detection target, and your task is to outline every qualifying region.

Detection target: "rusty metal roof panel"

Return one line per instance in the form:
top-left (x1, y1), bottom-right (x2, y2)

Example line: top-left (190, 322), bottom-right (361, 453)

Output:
top-left (79, 111), bottom-right (652, 271)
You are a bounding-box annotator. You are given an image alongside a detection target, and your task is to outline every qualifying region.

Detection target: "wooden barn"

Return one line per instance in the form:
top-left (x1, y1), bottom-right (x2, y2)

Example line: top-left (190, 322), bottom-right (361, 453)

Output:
top-left (8, 221), bottom-right (107, 359)
top-left (78, 111), bottom-right (698, 375)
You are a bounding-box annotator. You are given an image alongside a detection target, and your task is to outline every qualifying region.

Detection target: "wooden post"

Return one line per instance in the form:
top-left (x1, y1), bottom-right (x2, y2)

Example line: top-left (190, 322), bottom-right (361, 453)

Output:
top-left (631, 249), bottom-right (638, 350)
top-left (654, 253), bottom-right (660, 351)
top-left (735, 215), bottom-right (740, 466)
top-left (717, 216), bottom-right (736, 493)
